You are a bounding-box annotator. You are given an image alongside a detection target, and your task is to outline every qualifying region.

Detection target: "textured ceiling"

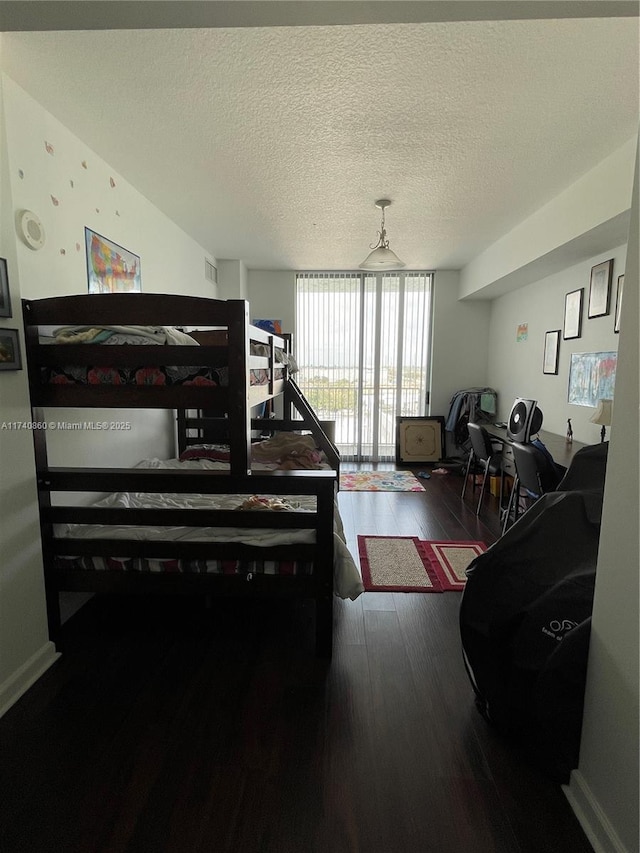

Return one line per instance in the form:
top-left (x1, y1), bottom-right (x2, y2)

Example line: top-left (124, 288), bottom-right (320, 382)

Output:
top-left (2, 15), bottom-right (638, 270)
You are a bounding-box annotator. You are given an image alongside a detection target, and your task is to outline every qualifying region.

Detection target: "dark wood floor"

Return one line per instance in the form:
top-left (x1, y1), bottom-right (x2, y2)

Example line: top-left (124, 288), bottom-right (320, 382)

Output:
top-left (0, 466), bottom-right (593, 853)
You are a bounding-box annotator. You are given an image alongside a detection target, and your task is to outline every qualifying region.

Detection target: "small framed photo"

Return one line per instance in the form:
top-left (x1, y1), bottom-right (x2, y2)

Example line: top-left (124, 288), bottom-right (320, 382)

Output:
top-left (0, 328), bottom-right (22, 370)
top-left (588, 259), bottom-right (613, 319)
top-left (543, 329), bottom-right (560, 375)
top-left (0, 258), bottom-right (11, 318)
top-left (614, 274), bottom-right (624, 333)
top-left (396, 416), bottom-right (445, 464)
top-left (563, 288), bottom-right (583, 340)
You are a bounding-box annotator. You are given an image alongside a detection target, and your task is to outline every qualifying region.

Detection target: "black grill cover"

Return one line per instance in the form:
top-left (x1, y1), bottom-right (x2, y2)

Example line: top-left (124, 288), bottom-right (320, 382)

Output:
top-left (459, 443), bottom-right (607, 780)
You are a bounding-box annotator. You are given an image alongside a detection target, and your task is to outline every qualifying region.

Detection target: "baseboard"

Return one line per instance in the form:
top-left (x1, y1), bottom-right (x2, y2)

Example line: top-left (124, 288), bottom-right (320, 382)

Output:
top-left (563, 770), bottom-right (628, 853)
top-left (0, 641), bottom-right (60, 719)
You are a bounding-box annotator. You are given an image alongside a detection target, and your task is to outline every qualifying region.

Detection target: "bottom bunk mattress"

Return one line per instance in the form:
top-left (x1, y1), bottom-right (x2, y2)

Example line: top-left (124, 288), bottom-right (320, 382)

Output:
top-left (53, 458), bottom-right (364, 601)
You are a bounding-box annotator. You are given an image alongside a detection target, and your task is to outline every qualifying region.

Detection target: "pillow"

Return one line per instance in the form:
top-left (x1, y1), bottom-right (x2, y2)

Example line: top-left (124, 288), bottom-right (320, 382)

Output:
top-left (179, 444), bottom-right (231, 462)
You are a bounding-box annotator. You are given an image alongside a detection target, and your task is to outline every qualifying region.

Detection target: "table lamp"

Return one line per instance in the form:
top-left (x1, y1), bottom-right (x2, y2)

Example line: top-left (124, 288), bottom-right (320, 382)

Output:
top-left (589, 398), bottom-right (613, 442)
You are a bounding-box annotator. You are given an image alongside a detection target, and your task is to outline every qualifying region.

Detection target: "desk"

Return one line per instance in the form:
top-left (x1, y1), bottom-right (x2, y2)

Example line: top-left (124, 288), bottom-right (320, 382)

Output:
top-left (484, 424), bottom-right (588, 474)
top-left (485, 424), bottom-right (590, 532)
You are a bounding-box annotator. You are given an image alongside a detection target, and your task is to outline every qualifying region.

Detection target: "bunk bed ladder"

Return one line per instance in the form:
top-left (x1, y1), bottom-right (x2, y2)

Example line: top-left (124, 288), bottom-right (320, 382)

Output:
top-left (283, 379), bottom-right (341, 476)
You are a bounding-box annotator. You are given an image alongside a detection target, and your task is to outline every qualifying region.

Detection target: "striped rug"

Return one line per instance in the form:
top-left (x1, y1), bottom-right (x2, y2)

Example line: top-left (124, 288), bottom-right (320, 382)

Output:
top-left (358, 535), bottom-right (486, 593)
top-left (422, 540), bottom-right (487, 590)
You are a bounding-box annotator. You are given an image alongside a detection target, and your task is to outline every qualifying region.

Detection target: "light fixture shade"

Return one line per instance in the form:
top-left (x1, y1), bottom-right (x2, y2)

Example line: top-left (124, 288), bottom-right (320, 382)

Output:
top-left (589, 398), bottom-right (613, 426)
top-left (359, 245), bottom-right (406, 271)
top-left (359, 198), bottom-right (406, 270)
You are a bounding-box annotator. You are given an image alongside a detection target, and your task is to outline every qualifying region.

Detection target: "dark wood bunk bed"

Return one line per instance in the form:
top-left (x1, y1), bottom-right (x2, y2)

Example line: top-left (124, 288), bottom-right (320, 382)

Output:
top-left (22, 293), bottom-right (358, 657)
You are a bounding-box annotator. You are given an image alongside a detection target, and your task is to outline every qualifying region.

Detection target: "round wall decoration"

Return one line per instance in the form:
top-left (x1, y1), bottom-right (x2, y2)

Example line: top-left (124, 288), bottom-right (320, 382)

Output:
top-left (18, 210), bottom-right (46, 250)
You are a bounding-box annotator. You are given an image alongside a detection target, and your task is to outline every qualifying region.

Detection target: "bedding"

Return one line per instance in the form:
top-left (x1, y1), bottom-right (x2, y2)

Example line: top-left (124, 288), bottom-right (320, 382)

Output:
top-left (53, 458), bottom-right (364, 601)
top-left (39, 323), bottom-right (292, 387)
top-left (180, 434), bottom-right (328, 471)
top-left (42, 364), bottom-right (280, 387)
top-left (49, 324), bottom-right (198, 346)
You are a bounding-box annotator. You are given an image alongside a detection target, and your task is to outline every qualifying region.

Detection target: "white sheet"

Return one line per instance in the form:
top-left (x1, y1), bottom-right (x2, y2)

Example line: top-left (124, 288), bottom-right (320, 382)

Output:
top-left (54, 458), bottom-right (363, 600)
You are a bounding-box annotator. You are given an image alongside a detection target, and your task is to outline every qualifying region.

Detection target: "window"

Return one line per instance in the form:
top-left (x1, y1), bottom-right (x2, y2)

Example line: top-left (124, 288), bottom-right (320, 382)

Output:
top-left (296, 271), bottom-right (433, 461)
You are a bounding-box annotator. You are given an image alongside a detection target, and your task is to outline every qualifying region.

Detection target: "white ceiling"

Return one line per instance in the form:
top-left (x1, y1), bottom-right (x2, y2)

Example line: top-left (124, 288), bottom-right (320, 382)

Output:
top-left (1, 6), bottom-right (638, 272)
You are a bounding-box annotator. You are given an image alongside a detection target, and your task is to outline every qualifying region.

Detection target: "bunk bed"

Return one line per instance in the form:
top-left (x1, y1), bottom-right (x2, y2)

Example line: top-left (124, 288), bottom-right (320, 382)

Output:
top-left (22, 293), bottom-right (361, 657)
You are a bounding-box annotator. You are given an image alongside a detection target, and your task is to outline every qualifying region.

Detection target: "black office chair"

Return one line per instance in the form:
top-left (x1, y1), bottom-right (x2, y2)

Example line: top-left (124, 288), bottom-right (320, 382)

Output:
top-left (502, 441), bottom-right (563, 533)
top-left (461, 422), bottom-right (504, 515)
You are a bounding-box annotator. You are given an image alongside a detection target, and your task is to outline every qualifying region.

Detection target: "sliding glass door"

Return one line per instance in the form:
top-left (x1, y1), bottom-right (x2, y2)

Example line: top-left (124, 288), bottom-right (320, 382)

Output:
top-left (296, 271), bottom-right (432, 461)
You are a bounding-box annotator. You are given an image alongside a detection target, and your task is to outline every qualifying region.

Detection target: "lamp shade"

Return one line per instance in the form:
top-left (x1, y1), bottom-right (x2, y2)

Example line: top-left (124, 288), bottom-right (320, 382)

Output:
top-left (589, 399), bottom-right (613, 426)
top-left (359, 245), bottom-right (406, 271)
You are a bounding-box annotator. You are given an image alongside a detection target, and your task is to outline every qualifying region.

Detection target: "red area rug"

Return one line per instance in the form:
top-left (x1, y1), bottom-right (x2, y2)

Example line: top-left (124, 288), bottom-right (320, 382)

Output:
top-left (358, 535), bottom-right (487, 593)
top-left (358, 536), bottom-right (441, 592)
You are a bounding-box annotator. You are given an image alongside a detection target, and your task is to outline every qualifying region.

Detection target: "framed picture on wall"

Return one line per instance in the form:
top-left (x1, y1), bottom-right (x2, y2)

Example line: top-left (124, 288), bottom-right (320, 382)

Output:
top-left (0, 258), bottom-right (11, 318)
top-left (587, 259), bottom-right (613, 319)
top-left (85, 228), bottom-right (141, 293)
top-left (614, 274), bottom-right (624, 334)
top-left (0, 328), bottom-right (22, 370)
top-left (568, 351), bottom-right (617, 407)
top-left (563, 288), bottom-right (583, 340)
top-left (543, 329), bottom-right (560, 375)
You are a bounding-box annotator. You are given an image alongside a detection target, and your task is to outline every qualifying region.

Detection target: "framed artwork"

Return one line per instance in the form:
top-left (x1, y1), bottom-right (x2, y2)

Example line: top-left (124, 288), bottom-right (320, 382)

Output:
top-left (0, 328), bottom-right (22, 370)
top-left (587, 259), bottom-right (613, 319)
top-left (563, 288), bottom-right (583, 340)
top-left (543, 330), bottom-right (560, 375)
top-left (85, 228), bottom-right (141, 293)
top-left (396, 416), bottom-right (445, 464)
top-left (0, 258), bottom-right (11, 318)
top-left (568, 351), bottom-right (617, 407)
top-left (614, 274), bottom-right (624, 333)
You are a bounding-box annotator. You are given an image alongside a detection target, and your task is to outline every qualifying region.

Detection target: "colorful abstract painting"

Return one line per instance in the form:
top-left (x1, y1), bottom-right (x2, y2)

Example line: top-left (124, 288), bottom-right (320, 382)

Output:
top-left (568, 351), bottom-right (617, 407)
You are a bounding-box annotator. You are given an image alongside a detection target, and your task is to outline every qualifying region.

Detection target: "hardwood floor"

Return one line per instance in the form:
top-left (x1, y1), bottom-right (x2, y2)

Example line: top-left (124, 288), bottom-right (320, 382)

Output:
top-left (0, 466), bottom-right (592, 853)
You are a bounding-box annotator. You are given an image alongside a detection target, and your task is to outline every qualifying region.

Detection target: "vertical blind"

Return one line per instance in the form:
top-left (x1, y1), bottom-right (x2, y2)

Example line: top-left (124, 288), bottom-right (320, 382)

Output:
top-left (296, 271), bottom-right (432, 461)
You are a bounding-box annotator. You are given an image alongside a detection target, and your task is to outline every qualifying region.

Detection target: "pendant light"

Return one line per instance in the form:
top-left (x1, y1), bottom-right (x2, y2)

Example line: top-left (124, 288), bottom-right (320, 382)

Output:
top-left (359, 199), bottom-right (406, 271)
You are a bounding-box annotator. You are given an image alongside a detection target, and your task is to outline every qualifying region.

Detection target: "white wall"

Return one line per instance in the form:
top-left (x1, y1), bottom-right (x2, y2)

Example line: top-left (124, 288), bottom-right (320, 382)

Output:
top-left (487, 246), bottom-right (624, 444)
top-left (247, 269), bottom-right (296, 333)
top-left (429, 269), bottom-right (492, 418)
top-left (3, 76), bottom-right (219, 469)
top-left (0, 53), bottom-right (58, 717)
top-left (460, 137), bottom-right (636, 300)
top-left (4, 77), bottom-right (218, 304)
top-left (564, 141), bottom-right (639, 853)
top-left (218, 259), bottom-right (248, 300)
top-left (0, 73), bottom-right (220, 716)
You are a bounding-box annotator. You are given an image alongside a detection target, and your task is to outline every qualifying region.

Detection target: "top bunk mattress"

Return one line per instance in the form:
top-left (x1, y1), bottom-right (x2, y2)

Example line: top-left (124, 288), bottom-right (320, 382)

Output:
top-left (35, 324), bottom-right (293, 388)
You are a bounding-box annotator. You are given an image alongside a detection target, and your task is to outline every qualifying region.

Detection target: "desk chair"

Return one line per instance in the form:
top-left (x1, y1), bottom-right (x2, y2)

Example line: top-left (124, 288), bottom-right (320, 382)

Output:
top-left (502, 441), bottom-right (563, 533)
top-left (462, 422), bottom-right (505, 515)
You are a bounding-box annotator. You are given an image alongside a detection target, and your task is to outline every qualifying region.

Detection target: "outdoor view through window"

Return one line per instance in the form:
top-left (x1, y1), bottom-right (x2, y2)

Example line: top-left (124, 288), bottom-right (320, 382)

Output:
top-left (296, 272), bottom-right (432, 461)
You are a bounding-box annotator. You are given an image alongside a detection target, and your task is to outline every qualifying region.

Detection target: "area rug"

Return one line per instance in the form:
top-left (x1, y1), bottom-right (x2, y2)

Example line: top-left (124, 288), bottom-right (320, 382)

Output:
top-left (340, 470), bottom-right (424, 492)
top-left (357, 536), bottom-right (442, 592)
top-left (357, 536), bottom-right (488, 593)
top-left (422, 540), bottom-right (487, 591)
